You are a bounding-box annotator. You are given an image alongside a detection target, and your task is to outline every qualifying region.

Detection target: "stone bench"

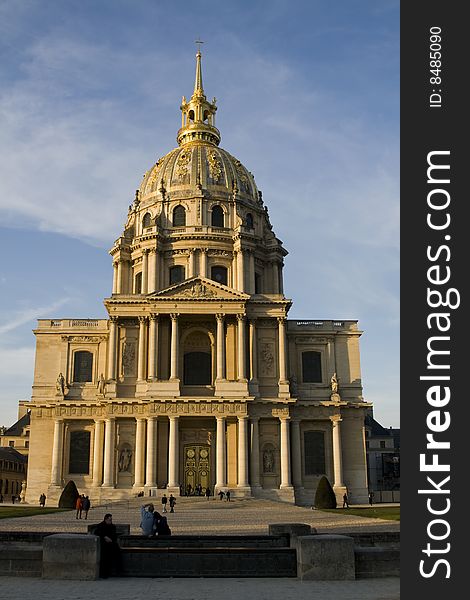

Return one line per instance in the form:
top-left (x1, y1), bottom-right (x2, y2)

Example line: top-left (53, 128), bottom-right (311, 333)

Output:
top-left (42, 534), bottom-right (100, 580)
top-left (87, 523), bottom-right (130, 537)
top-left (294, 534), bottom-right (355, 580)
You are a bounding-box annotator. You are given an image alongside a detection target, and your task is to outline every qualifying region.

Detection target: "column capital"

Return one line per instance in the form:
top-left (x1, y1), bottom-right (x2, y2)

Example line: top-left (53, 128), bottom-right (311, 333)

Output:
top-left (138, 315), bottom-right (148, 324)
top-left (105, 416), bottom-right (116, 423)
top-left (135, 416), bottom-right (146, 422)
top-left (170, 313), bottom-right (180, 321)
top-left (215, 313), bottom-right (225, 322)
top-left (249, 416), bottom-right (260, 423)
top-left (169, 414), bottom-right (180, 422)
top-left (109, 316), bottom-right (119, 324)
top-left (237, 415), bottom-right (249, 422)
top-left (277, 316), bottom-right (286, 325)
top-left (331, 415), bottom-right (343, 425)
top-left (150, 247), bottom-right (157, 254)
top-left (236, 313), bottom-right (246, 322)
top-left (216, 415), bottom-right (226, 422)
top-left (150, 313), bottom-right (160, 321)
top-left (142, 248), bottom-right (150, 256)
top-left (248, 317), bottom-right (257, 325)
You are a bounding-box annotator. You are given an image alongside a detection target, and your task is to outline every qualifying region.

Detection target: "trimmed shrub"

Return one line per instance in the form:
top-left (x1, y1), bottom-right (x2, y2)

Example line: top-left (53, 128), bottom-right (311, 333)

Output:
top-left (314, 476), bottom-right (337, 509)
top-left (58, 480), bottom-right (80, 508)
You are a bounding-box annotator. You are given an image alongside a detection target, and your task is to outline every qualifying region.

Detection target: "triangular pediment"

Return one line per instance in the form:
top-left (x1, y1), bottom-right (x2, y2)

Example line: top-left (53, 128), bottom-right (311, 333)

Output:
top-left (147, 277), bottom-right (250, 300)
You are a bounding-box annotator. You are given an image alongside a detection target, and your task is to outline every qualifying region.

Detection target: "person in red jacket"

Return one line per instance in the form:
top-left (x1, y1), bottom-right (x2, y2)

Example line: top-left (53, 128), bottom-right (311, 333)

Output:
top-left (75, 494), bottom-right (83, 519)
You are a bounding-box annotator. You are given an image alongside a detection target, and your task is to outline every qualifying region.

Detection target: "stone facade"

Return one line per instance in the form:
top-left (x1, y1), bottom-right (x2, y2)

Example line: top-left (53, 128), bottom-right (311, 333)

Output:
top-left (22, 51), bottom-right (370, 506)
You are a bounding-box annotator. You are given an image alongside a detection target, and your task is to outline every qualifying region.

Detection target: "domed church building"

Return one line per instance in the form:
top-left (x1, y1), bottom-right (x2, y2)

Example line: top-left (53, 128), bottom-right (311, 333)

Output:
top-left (23, 51), bottom-right (370, 506)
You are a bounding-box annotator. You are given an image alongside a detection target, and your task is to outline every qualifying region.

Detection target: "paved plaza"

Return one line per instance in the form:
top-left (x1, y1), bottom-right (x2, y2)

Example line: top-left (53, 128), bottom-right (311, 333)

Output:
top-left (0, 498), bottom-right (400, 599)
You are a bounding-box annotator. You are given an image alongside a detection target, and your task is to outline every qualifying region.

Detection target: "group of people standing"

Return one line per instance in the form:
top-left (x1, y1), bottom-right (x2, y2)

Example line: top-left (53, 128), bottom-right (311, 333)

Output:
top-left (75, 494), bottom-right (91, 519)
top-left (160, 493), bottom-right (176, 513)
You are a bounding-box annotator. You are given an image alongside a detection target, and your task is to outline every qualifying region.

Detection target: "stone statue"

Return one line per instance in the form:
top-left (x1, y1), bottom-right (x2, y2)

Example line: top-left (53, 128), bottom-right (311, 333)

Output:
top-left (289, 375), bottom-right (298, 396)
top-left (263, 448), bottom-right (274, 473)
top-left (97, 373), bottom-right (107, 396)
top-left (118, 447), bottom-right (132, 472)
top-left (56, 372), bottom-right (65, 395)
top-left (20, 480), bottom-right (27, 504)
top-left (330, 372), bottom-right (339, 394)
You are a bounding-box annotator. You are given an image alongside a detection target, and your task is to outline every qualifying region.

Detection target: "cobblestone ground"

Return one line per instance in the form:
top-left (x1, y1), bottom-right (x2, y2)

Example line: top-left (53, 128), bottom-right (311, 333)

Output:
top-left (0, 496), bottom-right (400, 535)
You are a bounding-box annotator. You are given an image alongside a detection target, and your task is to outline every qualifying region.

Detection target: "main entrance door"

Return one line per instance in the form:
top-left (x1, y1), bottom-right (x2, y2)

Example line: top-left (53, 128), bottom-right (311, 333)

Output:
top-left (183, 445), bottom-right (210, 494)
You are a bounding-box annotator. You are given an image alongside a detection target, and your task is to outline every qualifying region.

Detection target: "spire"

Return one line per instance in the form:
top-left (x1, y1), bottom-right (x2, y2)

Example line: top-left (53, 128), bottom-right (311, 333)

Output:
top-left (177, 46), bottom-right (220, 147)
top-left (194, 49), bottom-right (204, 95)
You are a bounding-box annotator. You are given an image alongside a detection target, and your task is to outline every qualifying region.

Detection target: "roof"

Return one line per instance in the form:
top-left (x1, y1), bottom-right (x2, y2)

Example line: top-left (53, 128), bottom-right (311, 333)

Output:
top-left (1, 411), bottom-right (30, 436)
top-left (0, 446), bottom-right (28, 463)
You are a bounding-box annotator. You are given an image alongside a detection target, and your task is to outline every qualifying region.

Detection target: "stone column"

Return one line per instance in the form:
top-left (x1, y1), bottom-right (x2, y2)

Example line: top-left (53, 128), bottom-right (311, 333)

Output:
top-left (117, 260), bottom-right (123, 294)
top-left (279, 263), bottom-right (284, 294)
top-left (137, 316), bottom-right (147, 381)
top-left (107, 317), bottom-right (118, 381)
top-left (170, 314), bottom-right (179, 379)
top-left (112, 261), bottom-right (118, 294)
top-left (92, 420), bottom-right (104, 487)
top-left (272, 261), bottom-right (280, 294)
top-left (237, 416), bottom-right (249, 490)
top-left (248, 250), bottom-right (255, 294)
top-left (145, 417), bottom-right (158, 487)
top-left (216, 314), bottom-right (226, 381)
top-left (134, 418), bottom-right (146, 488)
top-left (103, 418), bottom-right (116, 487)
top-left (232, 252), bottom-right (238, 287)
top-left (168, 416), bottom-right (180, 488)
top-left (250, 417), bottom-right (261, 489)
top-left (149, 249), bottom-right (157, 293)
top-left (237, 314), bottom-right (247, 381)
top-left (332, 418), bottom-right (345, 488)
top-left (291, 418), bottom-right (303, 488)
top-left (200, 249), bottom-right (208, 278)
top-left (50, 419), bottom-right (64, 485)
top-left (188, 249), bottom-right (195, 278)
top-left (249, 319), bottom-right (258, 383)
top-left (141, 249), bottom-right (149, 294)
top-left (279, 417), bottom-right (293, 488)
top-left (237, 250), bottom-right (245, 291)
top-left (159, 250), bottom-right (165, 290)
top-left (215, 416), bottom-right (227, 490)
top-left (148, 314), bottom-right (159, 380)
top-left (277, 317), bottom-right (288, 384)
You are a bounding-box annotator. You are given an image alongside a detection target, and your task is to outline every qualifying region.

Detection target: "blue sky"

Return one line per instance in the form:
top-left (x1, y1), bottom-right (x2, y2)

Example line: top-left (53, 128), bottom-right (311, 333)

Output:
top-left (0, 0), bottom-right (399, 427)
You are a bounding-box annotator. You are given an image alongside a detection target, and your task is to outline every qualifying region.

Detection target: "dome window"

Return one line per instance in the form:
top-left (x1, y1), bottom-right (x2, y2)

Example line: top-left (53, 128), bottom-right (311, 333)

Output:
top-left (173, 205), bottom-right (186, 227)
top-left (188, 110), bottom-right (195, 122)
top-left (246, 213), bottom-right (254, 229)
top-left (211, 205), bottom-right (224, 228)
top-left (170, 265), bottom-right (185, 285)
top-left (142, 212), bottom-right (152, 228)
top-left (211, 266), bottom-right (228, 286)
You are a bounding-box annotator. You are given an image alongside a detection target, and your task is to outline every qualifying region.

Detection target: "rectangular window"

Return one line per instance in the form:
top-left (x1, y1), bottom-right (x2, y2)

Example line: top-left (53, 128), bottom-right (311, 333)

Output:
top-left (302, 351), bottom-right (322, 383)
top-left (8, 441), bottom-right (14, 447)
top-left (69, 431), bottom-right (91, 474)
top-left (304, 431), bottom-right (326, 475)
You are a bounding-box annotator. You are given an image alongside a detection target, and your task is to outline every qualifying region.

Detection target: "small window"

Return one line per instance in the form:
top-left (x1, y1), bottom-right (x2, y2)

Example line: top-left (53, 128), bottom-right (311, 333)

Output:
top-left (211, 266), bottom-right (228, 285)
top-left (173, 205), bottom-right (186, 227)
top-left (170, 265), bottom-right (185, 285)
top-left (184, 352), bottom-right (211, 385)
top-left (302, 351), bottom-right (322, 383)
top-left (134, 272), bottom-right (142, 294)
top-left (8, 441), bottom-right (14, 448)
top-left (304, 431), bottom-right (326, 475)
top-left (142, 212), bottom-right (152, 228)
top-left (246, 213), bottom-right (254, 229)
top-left (73, 351), bottom-right (93, 383)
top-left (380, 441), bottom-right (386, 449)
top-left (211, 205), bottom-right (224, 227)
top-left (255, 273), bottom-right (262, 294)
top-left (25, 441), bottom-right (29, 448)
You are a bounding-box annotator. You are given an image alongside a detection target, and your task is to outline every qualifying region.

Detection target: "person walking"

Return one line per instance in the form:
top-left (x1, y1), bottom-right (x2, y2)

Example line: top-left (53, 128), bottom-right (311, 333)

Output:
top-left (75, 494), bottom-right (83, 519)
top-left (82, 495), bottom-right (91, 519)
top-left (205, 486), bottom-right (211, 500)
top-left (342, 493), bottom-right (349, 508)
top-left (218, 490), bottom-right (225, 501)
top-left (369, 491), bottom-right (374, 506)
top-left (169, 494), bottom-right (176, 513)
top-left (161, 493), bottom-right (168, 513)
top-left (226, 490), bottom-right (231, 502)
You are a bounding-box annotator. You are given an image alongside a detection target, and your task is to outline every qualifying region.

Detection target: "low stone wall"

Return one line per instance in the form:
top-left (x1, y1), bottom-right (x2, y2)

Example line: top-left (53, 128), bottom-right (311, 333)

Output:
top-left (42, 534), bottom-right (100, 580)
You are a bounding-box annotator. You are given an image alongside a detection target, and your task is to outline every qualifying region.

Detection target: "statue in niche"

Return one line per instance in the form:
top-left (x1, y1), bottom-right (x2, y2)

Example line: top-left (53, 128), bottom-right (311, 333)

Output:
top-left (263, 447), bottom-right (275, 473)
top-left (97, 373), bottom-right (107, 396)
top-left (289, 374), bottom-right (298, 396)
top-left (118, 447), bottom-right (132, 472)
top-left (56, 372), bottom-right (65, 395)
top-left (330, 372), bottom-right (339, 394)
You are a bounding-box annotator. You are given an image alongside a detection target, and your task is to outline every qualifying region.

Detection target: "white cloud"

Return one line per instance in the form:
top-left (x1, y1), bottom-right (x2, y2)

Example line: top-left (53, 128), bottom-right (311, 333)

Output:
top-left (0, 297), bottom-right (71, 335)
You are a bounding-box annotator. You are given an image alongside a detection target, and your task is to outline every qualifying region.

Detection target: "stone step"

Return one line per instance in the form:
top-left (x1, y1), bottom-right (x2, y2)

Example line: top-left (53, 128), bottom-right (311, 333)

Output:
top-left (119, 534), bottom-right (289, 548)
top-left (120, 547), bottom-right (298, 577)
top-left (354, 547), bottom-right (400, 578)
top-left (0, 544), bottom-right (43, 577)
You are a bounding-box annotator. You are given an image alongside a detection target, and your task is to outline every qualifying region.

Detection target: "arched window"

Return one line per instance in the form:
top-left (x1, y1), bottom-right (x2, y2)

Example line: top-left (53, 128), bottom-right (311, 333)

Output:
top-left (170, 265), bottom-right (185, 285)
top-left (142, 212), bottom-right (152, 228)
top-left (73, 351), bottom-right (93, 383)
top-left (211, 205), bottom-right (224, 227)
top-left (302, 351), bottom-right (322, 383)
top-left (211, 266), bottom-right (228, 285)
top-left (173, 205), bottom-right (186, 227)
top-left (304, 431), bottom-right (326, 475)
top-left (246, 213), bottom-right (254, 229)
top-left (134, 272), bottom-right (142, 294)
top-left (188, 110), bottom-right (195, 122)
top-left (184, 352), bottom-right (211, 385)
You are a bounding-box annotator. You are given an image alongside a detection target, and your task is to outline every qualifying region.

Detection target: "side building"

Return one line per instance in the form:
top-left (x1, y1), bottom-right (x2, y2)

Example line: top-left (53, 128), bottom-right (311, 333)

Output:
top-left (22, 51), bottom-right (370, 507)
